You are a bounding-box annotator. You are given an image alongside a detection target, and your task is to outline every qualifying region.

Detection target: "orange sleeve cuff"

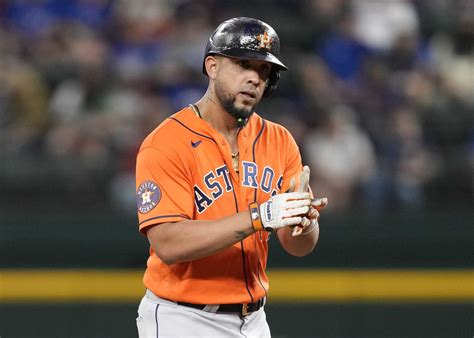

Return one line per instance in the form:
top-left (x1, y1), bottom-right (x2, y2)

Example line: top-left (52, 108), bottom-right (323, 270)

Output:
top-left (139, 214), bottom-right (190, 234)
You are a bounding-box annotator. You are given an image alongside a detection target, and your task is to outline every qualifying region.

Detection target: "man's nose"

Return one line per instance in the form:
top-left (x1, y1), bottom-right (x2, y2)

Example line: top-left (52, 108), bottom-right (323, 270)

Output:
top-left (246, 69), bottom-right (261, 86)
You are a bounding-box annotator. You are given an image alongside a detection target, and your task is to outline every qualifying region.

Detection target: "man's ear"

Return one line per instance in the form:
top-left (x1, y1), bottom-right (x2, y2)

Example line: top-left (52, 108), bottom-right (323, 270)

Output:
top-left (205, 55), bottom-right (218, 79)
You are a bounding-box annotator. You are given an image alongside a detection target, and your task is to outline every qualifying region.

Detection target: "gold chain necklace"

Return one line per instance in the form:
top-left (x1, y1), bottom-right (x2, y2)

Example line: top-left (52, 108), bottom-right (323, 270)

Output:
top-left (190, 104), bottom-right (202, 118)
top-left (231, 151), bottom-right (239, 173)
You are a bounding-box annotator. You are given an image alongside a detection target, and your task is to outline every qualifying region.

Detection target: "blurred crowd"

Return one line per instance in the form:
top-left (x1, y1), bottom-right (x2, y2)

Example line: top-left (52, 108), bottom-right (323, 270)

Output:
top-left (0, 0), bottom-right (472, 214)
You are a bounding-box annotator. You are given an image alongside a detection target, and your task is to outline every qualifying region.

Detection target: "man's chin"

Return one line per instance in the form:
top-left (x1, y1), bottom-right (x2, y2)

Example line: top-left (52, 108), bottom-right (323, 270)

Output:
top-left (222, 102), bottom-right (253, 121)
top-left (233, 107), bottom-right (253, 120)
top-left (235, 101), bottom-right (256, 117)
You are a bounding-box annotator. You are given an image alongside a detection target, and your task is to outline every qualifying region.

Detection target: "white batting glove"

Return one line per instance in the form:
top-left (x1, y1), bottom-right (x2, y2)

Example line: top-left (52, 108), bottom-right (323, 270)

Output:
top-left (250, 192), bottom-right (311, 231)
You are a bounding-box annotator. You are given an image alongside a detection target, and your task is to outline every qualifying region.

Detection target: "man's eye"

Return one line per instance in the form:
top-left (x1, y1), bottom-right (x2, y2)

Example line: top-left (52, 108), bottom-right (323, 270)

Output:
top-left (238, 60), bottom-right (249, 68)
top-left (261, 65), bottom-right (271, 74)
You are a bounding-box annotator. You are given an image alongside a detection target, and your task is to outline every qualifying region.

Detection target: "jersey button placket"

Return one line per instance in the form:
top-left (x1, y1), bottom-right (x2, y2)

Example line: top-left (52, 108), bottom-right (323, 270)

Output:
top-left (217, 138), bottom-right (238, 184)
top-left (237, 135), bottom-right (251, 211)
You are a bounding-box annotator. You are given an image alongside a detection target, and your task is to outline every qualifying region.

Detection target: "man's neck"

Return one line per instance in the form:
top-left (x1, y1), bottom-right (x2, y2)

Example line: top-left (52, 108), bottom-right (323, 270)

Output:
top-left (194, 97), bottom-right (241, 138)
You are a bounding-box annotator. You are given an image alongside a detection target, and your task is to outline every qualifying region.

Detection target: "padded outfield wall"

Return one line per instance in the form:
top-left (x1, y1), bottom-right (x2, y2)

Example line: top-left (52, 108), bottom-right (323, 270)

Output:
top-left (0, 208), bottom-right (472, 337)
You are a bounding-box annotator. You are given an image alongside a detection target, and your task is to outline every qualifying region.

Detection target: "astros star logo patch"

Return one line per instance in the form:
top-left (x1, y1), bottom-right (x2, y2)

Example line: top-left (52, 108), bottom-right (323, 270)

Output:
top-left (257, 31), bottom-right (272, 50)
top-left (137, 181), bottom-right (161, 213)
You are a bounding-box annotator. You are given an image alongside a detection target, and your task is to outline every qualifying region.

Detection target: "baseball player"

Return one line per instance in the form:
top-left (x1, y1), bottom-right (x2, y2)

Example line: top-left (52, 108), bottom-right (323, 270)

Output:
top-left (135, 17), bottom-right (327, 337)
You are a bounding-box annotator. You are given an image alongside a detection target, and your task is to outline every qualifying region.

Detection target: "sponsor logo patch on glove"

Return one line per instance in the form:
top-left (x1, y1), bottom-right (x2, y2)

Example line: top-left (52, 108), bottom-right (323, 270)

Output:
top-left (264, 200), bottom-right (273, 222)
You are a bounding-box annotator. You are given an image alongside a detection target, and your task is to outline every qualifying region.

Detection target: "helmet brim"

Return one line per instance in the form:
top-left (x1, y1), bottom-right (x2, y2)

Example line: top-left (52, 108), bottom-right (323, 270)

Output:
top-left (205, 49), bottom-right (288, 73)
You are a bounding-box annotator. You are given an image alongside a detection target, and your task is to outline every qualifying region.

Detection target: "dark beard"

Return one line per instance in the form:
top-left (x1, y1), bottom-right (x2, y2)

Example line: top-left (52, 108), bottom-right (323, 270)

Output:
top-left (215, 83), bottom-right (255, 123)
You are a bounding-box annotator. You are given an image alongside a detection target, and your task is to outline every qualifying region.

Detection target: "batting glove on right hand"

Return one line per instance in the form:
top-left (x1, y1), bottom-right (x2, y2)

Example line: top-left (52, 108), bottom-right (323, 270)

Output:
top-left (249, 192), bottom-right (311, 232)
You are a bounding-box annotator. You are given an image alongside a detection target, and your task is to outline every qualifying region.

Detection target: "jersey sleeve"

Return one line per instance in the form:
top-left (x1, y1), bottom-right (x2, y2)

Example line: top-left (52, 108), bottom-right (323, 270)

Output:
top-left (135, 146), bottom-right (194, 234)
top-left (280, 131), bottom-right (304, 192)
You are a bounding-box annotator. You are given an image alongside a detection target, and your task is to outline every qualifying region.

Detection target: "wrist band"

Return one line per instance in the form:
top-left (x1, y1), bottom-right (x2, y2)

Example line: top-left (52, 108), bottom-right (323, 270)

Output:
top-left (248, 202), bottom-right (263, 231)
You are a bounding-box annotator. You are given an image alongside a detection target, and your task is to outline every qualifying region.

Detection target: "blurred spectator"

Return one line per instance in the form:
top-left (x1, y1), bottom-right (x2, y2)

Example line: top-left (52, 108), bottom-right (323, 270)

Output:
top-left (295, 53), bottom-right (343, 114)
top-left (0, 26), bottom-right (49, 157)
top-left (304, 105), bottom-right (377, 211)
top-left (378, 105), bottom-right (438, 208)
top-left (110, 0), bottom-right (173, 82)
top-left (48, 24), bottom-right (110, 121)
top-left (317, 10), bottom-right (371, 80)
top-left (155, 2), bottom-right (213, 110)
top-left (345, 54), bottom-right (399, 150)
top-left (295, 0), bottom-right (348, 50)
top-left (430, 2), bottom-right (474, 102)
top-left (385, 30), bottom-right (431, 72)
top-left (351, 0), bottom-right (419, 52)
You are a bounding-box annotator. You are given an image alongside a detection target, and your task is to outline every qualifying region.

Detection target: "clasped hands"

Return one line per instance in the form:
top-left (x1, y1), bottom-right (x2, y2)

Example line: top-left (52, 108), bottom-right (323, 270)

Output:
top-left (251, 166), bottom-right (328, 236)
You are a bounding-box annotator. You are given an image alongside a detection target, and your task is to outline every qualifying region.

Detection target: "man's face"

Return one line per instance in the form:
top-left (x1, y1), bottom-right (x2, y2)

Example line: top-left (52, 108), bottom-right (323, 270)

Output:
top-left (213, 56), bottom-right (272, 121)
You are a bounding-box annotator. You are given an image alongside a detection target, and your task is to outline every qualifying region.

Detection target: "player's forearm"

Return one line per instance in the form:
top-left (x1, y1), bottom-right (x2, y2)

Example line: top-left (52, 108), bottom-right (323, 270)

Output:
top-left (277, 224), bottom-right (319, 257)
top-left (146, 212), bottom-right (256, 265)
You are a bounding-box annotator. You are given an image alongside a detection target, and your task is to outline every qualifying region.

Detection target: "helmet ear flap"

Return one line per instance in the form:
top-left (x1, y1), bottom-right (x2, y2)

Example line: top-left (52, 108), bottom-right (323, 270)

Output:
top-left (263, 70), bottom-right (280, 98)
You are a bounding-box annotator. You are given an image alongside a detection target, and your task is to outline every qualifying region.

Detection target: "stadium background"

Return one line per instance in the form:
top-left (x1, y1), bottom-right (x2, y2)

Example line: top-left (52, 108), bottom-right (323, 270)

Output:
top-left (0, 0), bottom-right (472, 337)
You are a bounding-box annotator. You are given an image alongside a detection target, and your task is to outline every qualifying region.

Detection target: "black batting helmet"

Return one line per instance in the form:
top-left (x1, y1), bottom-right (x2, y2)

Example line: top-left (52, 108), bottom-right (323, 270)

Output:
top-left (203, 17), bottom-right (288, 98)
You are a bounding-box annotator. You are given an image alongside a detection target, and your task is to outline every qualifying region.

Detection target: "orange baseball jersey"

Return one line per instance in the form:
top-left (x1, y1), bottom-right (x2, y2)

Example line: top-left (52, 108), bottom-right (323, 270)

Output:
top-left (135, 106), bottom-right (303, 304)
